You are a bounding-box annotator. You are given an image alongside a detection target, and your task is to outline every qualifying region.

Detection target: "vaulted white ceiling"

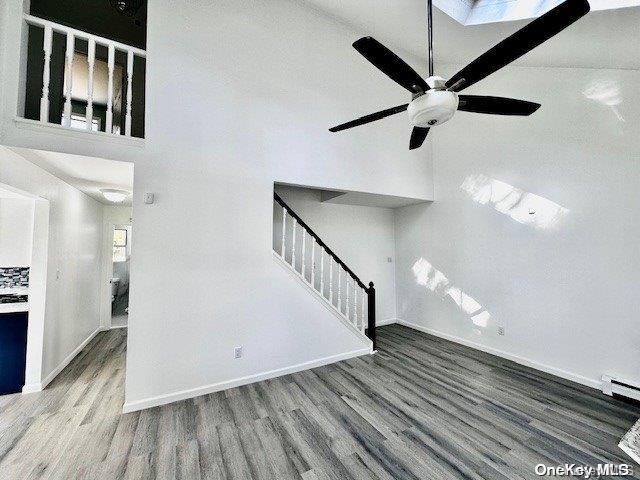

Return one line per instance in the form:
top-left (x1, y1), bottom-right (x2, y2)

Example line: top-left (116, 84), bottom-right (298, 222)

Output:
top-left (303, 0), bottom-right (640, 71)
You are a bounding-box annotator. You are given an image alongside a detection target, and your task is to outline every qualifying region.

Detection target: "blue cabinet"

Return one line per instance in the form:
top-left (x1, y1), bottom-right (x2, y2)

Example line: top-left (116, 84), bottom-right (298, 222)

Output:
top-left (0, 312), bottom-right (28, 395)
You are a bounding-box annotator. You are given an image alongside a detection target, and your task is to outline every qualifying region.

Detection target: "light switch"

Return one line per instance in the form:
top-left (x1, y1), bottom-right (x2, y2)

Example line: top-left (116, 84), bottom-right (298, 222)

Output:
top-left (144, 193), bottom-right (155, 204)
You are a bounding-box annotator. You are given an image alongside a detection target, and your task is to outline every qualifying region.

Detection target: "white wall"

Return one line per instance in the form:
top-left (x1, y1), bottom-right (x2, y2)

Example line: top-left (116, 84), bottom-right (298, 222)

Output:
top-left (0, 0), bottom-right (6, 137)
top-left (0, 196), bottom-right (34, 266)
top-left (275, 185), bottom-right (397, 323)
top-left (124, 0), bottom-right (433, 410)
top-left (395, 64), bottom-right (640, 388)
top-left (103, 205), bottom-right (132, 225)
top-left (0, 145), bottom-right (104, 384)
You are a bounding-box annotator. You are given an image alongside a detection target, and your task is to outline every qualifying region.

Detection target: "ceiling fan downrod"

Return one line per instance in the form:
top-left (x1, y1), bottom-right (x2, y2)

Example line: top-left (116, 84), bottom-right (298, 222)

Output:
top-left (427, 0), bottom-right (434, 77)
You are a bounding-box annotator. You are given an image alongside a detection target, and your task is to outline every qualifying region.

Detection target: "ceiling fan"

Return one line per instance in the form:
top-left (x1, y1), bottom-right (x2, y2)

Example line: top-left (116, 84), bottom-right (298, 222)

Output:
top-left (329, 0), bottom-right (590, 150)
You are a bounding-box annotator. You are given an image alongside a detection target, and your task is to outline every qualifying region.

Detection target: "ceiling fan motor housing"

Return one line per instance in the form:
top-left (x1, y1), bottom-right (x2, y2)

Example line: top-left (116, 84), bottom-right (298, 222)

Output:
top-left (408, 89), bottom-right (459, 128)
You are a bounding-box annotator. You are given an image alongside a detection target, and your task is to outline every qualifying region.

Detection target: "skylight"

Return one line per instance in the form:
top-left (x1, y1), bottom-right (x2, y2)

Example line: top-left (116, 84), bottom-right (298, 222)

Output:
top-left (435, 0), bottom-right (638, 25)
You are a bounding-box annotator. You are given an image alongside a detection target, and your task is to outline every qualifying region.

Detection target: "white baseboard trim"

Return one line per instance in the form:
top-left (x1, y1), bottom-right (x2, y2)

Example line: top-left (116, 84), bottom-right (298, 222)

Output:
top-left (21, 382), bottom-right (43, 394)
top-left (397, 319), bottom-right (602, 391)
top-left (122, 346), bottom-right (371, 414)
top-left (376, 318), bottom-right (397, 327)
top-left (22, 326), bottom-right (105, 394)
top-left (108, 324), bottom-right (128, 330)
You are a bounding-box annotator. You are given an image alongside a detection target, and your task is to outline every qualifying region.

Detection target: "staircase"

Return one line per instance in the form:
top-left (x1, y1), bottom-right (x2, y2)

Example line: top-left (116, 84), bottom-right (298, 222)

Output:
top-left (273, 192), bottom-right (376, 350)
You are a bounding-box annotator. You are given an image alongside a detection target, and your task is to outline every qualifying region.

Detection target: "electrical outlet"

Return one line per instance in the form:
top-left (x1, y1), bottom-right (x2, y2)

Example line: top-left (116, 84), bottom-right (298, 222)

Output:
top-left (234, 346), bottom-right (243, 359)
top-left (387, 257), bottom-right (393, 263)
top-left (497, 326), bottom-right (505, 336)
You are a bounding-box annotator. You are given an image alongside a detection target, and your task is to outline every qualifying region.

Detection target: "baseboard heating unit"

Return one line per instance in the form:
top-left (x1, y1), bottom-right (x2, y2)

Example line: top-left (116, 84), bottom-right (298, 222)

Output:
top-left (602, 375), bottom-right (640, 402)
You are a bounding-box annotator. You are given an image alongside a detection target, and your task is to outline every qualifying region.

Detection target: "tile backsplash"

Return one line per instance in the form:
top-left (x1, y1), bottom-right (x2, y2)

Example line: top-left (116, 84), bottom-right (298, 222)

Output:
top-left (0, 267), bottom-right (30, 288)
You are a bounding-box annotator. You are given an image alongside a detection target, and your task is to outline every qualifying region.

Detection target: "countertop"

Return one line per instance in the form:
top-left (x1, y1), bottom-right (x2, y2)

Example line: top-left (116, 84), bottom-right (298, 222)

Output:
top-left (0, 302), bottom-right (29, 314)
top-left (0, 287), bottom-right (29, 295)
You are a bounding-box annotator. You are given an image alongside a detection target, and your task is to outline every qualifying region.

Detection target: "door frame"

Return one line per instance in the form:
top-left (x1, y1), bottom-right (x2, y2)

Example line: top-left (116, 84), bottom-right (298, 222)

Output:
top-left (100, 221), bottom-right (131, 329)
top-left (0, 182), bottom-right (49, 393)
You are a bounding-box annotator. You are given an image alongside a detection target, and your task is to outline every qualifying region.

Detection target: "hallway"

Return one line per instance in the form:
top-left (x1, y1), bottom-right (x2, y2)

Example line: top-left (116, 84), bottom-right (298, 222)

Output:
top-left (1, 325), bottom-right (638, 479)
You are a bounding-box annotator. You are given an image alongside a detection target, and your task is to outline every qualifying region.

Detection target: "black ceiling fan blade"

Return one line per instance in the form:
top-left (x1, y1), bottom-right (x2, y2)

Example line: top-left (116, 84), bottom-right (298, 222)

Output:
top-left (353, 37), bottom-right (430, 94)
top-left (409, 127), bottom-right (430, 150)
top-left (445, 0), bottom-right (590, 92)
top-left (458, 95), bottom-right (541, 116)
top-left (329, 104), bottom-right (409, 132)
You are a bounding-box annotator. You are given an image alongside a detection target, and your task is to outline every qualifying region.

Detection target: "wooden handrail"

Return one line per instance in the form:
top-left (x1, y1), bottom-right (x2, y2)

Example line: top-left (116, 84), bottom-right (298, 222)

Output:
top-left (274, 192), bottom-right (367, 290)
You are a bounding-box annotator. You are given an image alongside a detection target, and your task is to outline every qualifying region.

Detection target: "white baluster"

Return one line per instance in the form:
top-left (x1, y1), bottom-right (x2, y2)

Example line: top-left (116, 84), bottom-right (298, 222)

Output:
top-left (354, 279), bottom-right (358, 326)
top-left (346, 277), bottom-right (350, 320)
top-left (361, 288), bottom-right (366, 332)
top-left (353, 285), bottom-right (358, 327)
top-left (106, 44), bottom-right (115, 134)
top-left (338, 269), bottom-right (342, 313)
top-left (125, 50), bottom-right (134, 136)
top-left (301, 229), bottom-right (306, 280)
top-left (291, 218), bottom-right (297, 269)
top-left (280, 207), bottom-right (287, 258)
top-left (39, 25), bottom-right (53, 123)
top-left (310, 238), bottom-right (316, 288)
top-left (329, 259), bottom-right (334, 305)
top-left (63, 33), bottom-right (75, 127)
top-left (86, 38), bottom-right (96, 130)
top-left (319, 248), bottom-right (325, 296)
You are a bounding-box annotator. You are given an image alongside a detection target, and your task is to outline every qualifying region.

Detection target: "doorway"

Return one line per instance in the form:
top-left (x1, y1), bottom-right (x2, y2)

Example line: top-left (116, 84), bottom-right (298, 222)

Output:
top-left (0, 182), bottom-right (49, 394)
top-left (110, 224), bottom-right (131, 328)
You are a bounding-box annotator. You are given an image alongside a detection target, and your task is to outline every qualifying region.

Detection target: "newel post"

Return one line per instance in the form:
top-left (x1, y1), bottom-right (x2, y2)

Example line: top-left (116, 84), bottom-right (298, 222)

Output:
top-left (367, 281), bottom-right (376, 351)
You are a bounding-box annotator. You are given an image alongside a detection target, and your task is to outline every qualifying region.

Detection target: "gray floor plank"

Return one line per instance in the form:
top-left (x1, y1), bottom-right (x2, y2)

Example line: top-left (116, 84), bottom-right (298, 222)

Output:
top-left (1, 325), bottom-right (638, 479)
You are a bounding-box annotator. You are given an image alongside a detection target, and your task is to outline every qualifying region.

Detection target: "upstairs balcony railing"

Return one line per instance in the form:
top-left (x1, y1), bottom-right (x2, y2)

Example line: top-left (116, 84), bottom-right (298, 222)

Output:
top-left (21, 14), bottom-right (146, 139)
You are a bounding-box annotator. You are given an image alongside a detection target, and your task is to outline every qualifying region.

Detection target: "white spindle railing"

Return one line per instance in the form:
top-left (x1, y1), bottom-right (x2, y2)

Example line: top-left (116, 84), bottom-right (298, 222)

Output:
top-left (23, 14), bottom-right (146, 138)
top-left (337, 270), bottom-right (342, 313)
top-left (320, 248), bottom-right (325, 296)
top-left (291, 218), bottom-right (297, 269)
top-left (345, 278), bottom-right (350, 319)
top-left (63, 32), bottom-right (74, 127)
top-left (329, 258), bottom-right (334, 305)
top-left (301, 230), bottom-right (307, 281)
top-left (274, 195), bottom-right (371, 336)
top-left (86, 38), bottom-right (96, 130)
top-left (358, 282), bottom-right (364, 332)
top-left (310, 238), bottom-right (316, 288)
top-left (40, 25), bottom-right (52, 123)
top-left (281, 207), bottom-right (287, 258)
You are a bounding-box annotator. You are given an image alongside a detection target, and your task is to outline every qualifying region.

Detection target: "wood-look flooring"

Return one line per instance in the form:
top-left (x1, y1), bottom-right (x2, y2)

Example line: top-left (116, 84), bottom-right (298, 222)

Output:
top-left (1, 324), bottom-right (638, 479)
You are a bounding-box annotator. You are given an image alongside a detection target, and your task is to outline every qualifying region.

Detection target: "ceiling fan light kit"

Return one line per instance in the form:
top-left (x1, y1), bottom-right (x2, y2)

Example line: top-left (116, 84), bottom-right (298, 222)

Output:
top-left (328, 0), bottom-right (590, 150)
top-left (407, 78), bottom-right (458, 128)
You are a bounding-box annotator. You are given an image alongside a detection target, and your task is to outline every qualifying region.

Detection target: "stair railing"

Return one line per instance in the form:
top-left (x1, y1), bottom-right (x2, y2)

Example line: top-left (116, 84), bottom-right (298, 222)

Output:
top-left (274, 192), bottom-right (376, 349)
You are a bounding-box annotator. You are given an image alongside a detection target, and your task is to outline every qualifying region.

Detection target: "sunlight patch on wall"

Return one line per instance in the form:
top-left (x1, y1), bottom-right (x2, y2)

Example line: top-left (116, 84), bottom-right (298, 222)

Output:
top-left (412, 258), bottom-right (491, 329)
top-left (582, 80), bottom-right (625, 122)
top-left (460, 174), bottom-right (569, 230)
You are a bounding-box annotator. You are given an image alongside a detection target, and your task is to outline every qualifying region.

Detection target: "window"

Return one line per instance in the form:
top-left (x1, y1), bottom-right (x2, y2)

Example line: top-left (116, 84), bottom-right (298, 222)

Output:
top-left (113, 228), bottom-right (128, 262)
